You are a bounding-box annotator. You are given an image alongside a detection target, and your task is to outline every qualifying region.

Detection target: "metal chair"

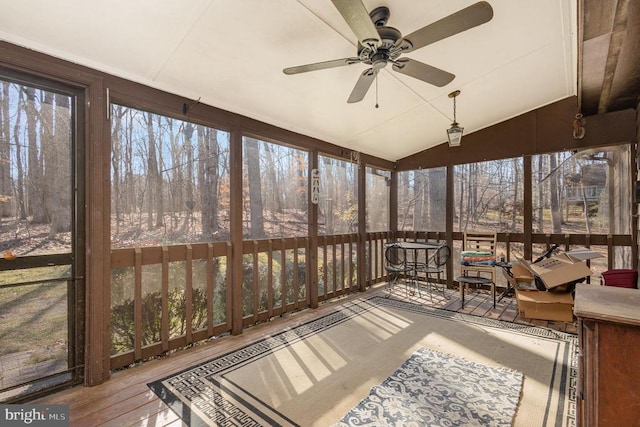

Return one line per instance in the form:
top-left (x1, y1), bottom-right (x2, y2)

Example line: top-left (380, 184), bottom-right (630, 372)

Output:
top-left (418, 245), bottom-right (451, 302)
top-left (384, 243), bottom-right (415, 296)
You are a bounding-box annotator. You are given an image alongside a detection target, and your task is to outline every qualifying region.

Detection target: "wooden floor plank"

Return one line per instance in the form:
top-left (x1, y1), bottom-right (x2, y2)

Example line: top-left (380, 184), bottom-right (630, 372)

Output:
top-left (33, 283), bottom-right (576, 426)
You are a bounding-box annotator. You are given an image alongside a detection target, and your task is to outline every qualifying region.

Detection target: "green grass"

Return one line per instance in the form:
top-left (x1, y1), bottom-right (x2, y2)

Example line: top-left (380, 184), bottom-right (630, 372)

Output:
top-left (0, 266), bottom-right (71, 365)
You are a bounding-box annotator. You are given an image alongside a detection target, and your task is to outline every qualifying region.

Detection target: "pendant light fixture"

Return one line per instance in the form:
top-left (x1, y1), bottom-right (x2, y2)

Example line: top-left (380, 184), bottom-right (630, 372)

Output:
top-left (446, 90), bottom-right (463, 147)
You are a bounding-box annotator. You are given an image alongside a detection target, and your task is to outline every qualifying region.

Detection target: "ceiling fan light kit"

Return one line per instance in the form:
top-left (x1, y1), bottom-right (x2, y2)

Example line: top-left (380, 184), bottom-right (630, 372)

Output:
top-left (447, 90), bottom-right (463, 147)
top-left (283, 1), bottom-right (494, 104)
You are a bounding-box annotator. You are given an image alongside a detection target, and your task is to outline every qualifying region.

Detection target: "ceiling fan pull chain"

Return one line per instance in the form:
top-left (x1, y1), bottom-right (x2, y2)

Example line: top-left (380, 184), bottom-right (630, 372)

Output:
top-left (375, 73), bottom-right (379, 108)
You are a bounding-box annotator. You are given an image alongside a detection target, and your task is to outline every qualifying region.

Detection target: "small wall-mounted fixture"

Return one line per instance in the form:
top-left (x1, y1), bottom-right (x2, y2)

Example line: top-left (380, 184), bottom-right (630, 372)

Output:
top-left (573, 113), bottom-right (586, 139)
top-left (446, 90), bottom-right (463, 147)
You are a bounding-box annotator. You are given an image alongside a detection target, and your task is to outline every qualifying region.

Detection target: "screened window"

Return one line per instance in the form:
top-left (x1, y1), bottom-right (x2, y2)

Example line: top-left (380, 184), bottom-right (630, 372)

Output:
top-left (532, 145), bottom-right (631, 235)
top-left (397, 168), bottom-right (446, 232)
top-left (318, 155), bottom-right (358, 235)
top-left (454, 158), bottom-right (524, 233)
top-left (110, 105), bottom-right (231, 247)
top-left (0, 80), bottom-right (73, 254)
top-left (242, 137), bottom-right (308, 239)
top-left (366, 167), bottom-right (390, 232)
top-left (0, 75), bottom-right (80, 400)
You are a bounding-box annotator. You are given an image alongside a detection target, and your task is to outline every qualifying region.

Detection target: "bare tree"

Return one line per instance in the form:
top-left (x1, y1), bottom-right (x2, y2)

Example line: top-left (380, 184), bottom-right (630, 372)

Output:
top-left (144, 112), bottom-right (163, 229)
top-left (199, 126), bottom-right (220, 239)
top-left (413, 171), bottom-right (425, 230)
top-left (429, 168), bottom-right (446, 231)
top-left (245, 137), bottom-right (265, 237)
top-left (549, 153), bottom-right (562, 232)
top-left (14, 92), bottom-right (26, 220)
top-left (48, 93), bottom-right (72, 237)
top-left (0, 83), bottom-right (13, 217)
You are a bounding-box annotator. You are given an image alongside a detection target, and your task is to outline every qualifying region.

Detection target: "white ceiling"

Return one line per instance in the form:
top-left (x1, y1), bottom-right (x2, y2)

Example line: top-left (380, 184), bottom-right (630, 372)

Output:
top-left (0, 0), bottom-right (577, 161)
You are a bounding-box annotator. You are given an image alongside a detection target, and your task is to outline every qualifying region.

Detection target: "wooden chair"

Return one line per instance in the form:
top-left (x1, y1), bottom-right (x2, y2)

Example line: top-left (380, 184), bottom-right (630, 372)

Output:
top-left (461, 232), bottom-right (497, 282)
top-left (457, 232), bottom-right (498, 307)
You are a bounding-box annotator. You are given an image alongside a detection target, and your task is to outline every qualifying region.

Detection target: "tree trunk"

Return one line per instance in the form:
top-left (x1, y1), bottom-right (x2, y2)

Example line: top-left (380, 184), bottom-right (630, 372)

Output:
top-left (199, 127), bottom-right (220, 239)
top-left (549, 153), bottom-right (562, 232)
top-left (263, 143), bottom-right (282, 213)
top-left (25, 87), bottom-right (45, 222)
top-left (245, 137), bottom-right (265, 237)
top-left (536, 155), bottom-right (544, 231)
top-left (413, 171), bottom-right (425, 230)
top-left (429, 168), bottom-right (446, 231)
top-left (184, 122), bottom-right (194, 231)
top-left (0, 83), bottom-right (13, 217)
top-left (14, 93), bottom-right (27, 220)
top-left (511, 158), bottom-right (520, 231)
top-left (144, 112), bottom-right (159, 230)
top-left (111, 105), bottom-right (123, 236)
top-left (48, 93), bottom-right (71, 237)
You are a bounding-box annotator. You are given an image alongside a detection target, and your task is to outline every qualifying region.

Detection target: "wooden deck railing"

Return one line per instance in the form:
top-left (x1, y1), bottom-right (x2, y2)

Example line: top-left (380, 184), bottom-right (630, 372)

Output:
top-left (109, 229), bottom-right (633, 370)
top-left (109, 232), bottom-right (393, 370)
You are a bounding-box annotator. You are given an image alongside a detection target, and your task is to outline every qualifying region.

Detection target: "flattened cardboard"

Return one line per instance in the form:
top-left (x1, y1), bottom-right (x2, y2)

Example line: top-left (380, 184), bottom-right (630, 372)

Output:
top-left (565, 247), bottom-right (604, 261)
top-left (516, 253), bottom-right (592, 290)
top-left (514, 288), bottom-right (574, 322)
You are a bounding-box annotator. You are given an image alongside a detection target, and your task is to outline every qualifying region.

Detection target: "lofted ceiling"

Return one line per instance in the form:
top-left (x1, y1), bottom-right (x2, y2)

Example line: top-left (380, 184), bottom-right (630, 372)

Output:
top-left (0, 1), bottom-right (585, 161)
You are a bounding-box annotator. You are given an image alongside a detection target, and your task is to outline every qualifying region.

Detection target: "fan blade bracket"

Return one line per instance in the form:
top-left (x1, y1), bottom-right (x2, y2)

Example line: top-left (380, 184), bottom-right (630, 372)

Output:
top-left (361, 38), bottom-right (380, 52)
top-left (394, 39), bottom-right (413, 53)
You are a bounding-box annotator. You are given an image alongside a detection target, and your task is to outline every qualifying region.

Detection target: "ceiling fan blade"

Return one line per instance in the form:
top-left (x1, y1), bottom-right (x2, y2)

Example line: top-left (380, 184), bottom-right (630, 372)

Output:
top-left (331, 0), bottom-right (380, 50)
top-left (347, 68), bottom-right (377, 103)
top-left (392, 58), bottom-right (455, 87)
top-left (283, 57), bottom-right (362, 75)
top-left (399, 1), bottom-right (494, 53)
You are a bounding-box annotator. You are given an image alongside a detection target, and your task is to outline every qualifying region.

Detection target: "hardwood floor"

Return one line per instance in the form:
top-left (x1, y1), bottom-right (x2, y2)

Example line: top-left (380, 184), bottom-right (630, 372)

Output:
top-left (34, 283), bottom-right (576, 426)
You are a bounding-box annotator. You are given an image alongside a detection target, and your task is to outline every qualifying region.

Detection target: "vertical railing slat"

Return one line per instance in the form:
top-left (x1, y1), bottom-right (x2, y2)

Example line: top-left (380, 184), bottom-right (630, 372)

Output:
top-left (252, 240), bottom-right (259, 323)
top-left (185, 244), bottom-right (193, 344)
top-left (280, 239), bottom-right (286, 310)
top-left (207, 243), bottom-right (214, 336)
top-left (161, 246), bottom-right (169, 352)
top-left (293, 238), bottom-right (299, 309)
top-left (134, 248), bottom-right (142, 361)
top-left (267, 239), bottom-right (274, 318)
top-left (226, 242), bottom-right (233, 331)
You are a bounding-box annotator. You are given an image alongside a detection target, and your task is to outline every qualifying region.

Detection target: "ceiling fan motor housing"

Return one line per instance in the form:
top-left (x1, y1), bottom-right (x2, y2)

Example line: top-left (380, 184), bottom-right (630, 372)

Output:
top-left (358, 26), bottom-right (402, 68)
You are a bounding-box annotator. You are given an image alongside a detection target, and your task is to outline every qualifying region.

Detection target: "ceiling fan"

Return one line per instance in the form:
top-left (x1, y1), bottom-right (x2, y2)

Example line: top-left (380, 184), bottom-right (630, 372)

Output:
top-left (283, 1), bottom-right (494, 103)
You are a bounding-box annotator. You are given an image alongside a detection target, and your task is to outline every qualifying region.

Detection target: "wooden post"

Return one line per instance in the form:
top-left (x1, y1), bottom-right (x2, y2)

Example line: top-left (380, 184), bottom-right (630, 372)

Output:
top-left (229, 129), bottom-right (243, 335)
top-left (358, 160), bottom-right (367, 292)
top-left (309, 151), bottom-right (319, 308)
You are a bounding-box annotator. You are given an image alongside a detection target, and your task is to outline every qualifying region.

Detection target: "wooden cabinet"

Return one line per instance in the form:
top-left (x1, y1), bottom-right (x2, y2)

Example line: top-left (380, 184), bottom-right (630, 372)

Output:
top-left (574, 284), bottom-right (640, 426)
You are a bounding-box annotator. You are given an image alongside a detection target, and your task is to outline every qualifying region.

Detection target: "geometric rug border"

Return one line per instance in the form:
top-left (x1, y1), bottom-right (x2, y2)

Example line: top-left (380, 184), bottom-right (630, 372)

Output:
top-left (148, 295), bottom-right (577, 427)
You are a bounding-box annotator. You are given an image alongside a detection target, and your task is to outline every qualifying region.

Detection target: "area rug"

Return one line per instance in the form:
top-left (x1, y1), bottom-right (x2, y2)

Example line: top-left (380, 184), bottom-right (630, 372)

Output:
top-left (338, 347), bottom-right (523, 426)
top-left (148, 296), bottom-right (576, 427)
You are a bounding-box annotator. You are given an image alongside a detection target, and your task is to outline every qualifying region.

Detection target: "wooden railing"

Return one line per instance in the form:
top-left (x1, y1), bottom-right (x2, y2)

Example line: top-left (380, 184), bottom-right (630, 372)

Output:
top-left (109, 232), bottom-right (393, 370)
top-left (396, 230), bottom-right (635, 287)
top-left (109, 229), bottom-right (634, 370)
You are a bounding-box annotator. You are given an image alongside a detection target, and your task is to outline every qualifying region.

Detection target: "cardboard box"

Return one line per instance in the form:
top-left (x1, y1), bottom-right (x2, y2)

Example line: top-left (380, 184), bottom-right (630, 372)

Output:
top-left (507, 261), bottom-right (575, 322)
top-left (516, 253), bottom-right (593, 290)
top-left (514, 288), bottom-right (574, 322)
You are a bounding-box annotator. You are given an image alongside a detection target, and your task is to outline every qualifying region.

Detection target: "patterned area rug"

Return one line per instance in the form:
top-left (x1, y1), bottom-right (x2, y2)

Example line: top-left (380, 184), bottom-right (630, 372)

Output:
top-left (148, 296), bottom-right (576, 427)
top-left (338, 347), bottom-right (523, 426)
